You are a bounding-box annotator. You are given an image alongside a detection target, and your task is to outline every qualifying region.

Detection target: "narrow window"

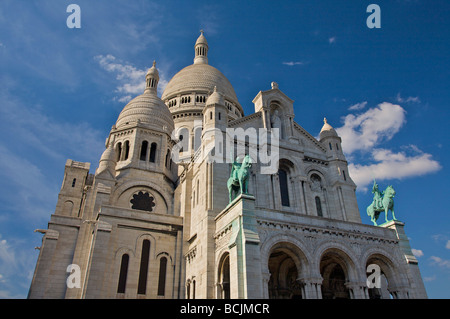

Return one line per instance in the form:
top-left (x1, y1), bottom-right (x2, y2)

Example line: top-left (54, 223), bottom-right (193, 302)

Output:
top-left (165, 149), bottom-right (171, 168)
top-left (315, 196), bottom-right (323, 217)
top-left (117, 254), bottom-right (129, 293)
top-left (124, 141), bottom-right (130, 160)
top-left (196, 179), bottom-right (200, 204)
top-left (278, 169), bottom-right (290, 207)
top-left (336, 143), bottom-right (339, 151)
top-left (342, 170), bottom-right (347, 181)
top-left (149, 143), bottom-right (157, 163)
top-left (137, 240), bottom-right (150, 295)
top-left (116, 142), bottom-right (122, 162)
top-left (72, 178), bottom-right (76, 187)
top-left (186, 282), bottom-right (190, 299)
top-left (192, 280), bottom-right (196, 299)
top-left (210, 111), bottom-right (212, 120)
top-left (218, 112), bottom-right (221, 121)
top-left (329, 142), bottom-right (332, 150)
top-left (140, 141), bottom-right (148, 161)
top-left (157, 257), bottom-right (167, 296)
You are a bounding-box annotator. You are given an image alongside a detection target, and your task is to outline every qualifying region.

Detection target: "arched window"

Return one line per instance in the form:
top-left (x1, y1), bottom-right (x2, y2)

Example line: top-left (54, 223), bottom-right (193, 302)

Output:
top-left (192, 280), bottom-right (196, 299)
top-left (194, 127), bottom-right (202, 151)
top-left (137, 240), bottom-right (150, 295)
top-left (165, 149), bottom-right (171, 168)
top-left (315, 196), bottom-right (323, 217)
top-left (72, 178), bottom-right (76, 187)
top-left (124, 141), bottom-right (130, 160)
top-left (140, 141), bottom-right (148, 161)
top-left (278, 168), bottom-right (290, 207)
top-left (157, 257), bottom-right (167, 296)
top-left (178, 128), bottom-right (189, 153)
top-left (116, 142), bottom-right (122, 162)
top-left (149, 143), bottom-right (157, 163)
top-left (117, 254), bottom-right (129, 293)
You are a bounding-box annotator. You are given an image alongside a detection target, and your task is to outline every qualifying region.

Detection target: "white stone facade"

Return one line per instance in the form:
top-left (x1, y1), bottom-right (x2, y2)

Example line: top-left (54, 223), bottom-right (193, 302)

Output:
top-left (28, 32), bottom-right (427, 299)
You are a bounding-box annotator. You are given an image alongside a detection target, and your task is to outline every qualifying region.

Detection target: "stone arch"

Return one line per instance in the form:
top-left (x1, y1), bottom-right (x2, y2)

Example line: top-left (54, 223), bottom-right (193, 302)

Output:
top-left (315, 242), bottom-right (359, 299)
top-left (216, 251), bottom-right (231, 299)
top-left (260, 234), bottom-right (312, 299)
top-left (362, 247), bottom-right (410, 299)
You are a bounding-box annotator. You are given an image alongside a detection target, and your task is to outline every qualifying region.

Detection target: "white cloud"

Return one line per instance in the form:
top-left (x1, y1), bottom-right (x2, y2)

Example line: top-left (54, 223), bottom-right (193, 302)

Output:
top-left (329, 37), bottom-right (336, 44)
top-left (396, 93), bottom-right (420, 104)
top-left (283, 61), bottom-right (305, 66)
top-left (430, 256), bottom-right (450, 269)
top-left (423, 276), bottom-right (436, 282)
top-left (336, 102), bottom-right (441, 191)
top-left (348, 101), bottom-right (367, 111)
top-left (96, 54), bottom-right (168, 103)
top-left (336, 102), bottom-right (406, 154)
top-left (446, 240), bottom-right (450, 250)
top-left (348, 148), bottom-right (441, 191)
top-left (412, 249), bottom-right (424, 258)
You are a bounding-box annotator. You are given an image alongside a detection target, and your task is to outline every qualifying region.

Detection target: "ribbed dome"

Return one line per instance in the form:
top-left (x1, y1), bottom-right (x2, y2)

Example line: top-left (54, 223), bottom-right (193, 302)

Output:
top-left (161, 63), bottom-right (240, 106)
top-left (115, 92), bottom-right (174, 133)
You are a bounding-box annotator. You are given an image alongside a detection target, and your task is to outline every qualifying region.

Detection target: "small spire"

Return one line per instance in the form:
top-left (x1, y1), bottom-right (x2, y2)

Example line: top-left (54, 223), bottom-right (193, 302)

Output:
top-left (194, 31), bottom-right (209, 65)
top-left (145, 60), bottom-right (159, 94)
top-left (324, 117), bottom-right (328, 124)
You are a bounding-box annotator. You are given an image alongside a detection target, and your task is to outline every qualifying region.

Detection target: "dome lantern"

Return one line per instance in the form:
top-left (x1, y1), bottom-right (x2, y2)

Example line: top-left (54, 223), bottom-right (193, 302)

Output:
top-left (145, 60), bottom-right (159, 94)
top-left (194, 30), bottom-right (209, 65)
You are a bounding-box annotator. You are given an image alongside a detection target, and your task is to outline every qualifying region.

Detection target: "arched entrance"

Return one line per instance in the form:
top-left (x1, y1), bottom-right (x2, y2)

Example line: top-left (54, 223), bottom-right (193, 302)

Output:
top-left (267, 243), bottom-right (304, 299)
top-left (366, 254), bottom-right (400, 299)
top-left (217, 253), bottom-right (230, 299)
top-left (320, 249), bottom-right (352, 299)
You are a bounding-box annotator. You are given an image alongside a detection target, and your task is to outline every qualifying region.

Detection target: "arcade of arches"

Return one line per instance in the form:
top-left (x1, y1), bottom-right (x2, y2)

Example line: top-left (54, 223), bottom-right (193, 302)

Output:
top-left (216, 242), bottom-right (404, 299)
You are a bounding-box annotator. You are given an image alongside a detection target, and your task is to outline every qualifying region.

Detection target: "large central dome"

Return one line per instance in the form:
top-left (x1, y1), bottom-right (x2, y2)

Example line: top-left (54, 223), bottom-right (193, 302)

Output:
top-left (161, 63), bottom-right (239, 105)
top-left (161, 31), bottom-right (243, 118)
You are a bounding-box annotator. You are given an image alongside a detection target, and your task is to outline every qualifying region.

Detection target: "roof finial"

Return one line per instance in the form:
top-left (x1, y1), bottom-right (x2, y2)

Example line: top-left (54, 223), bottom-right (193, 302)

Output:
top-left (200, 29), bottom-right (204, 35)
top-left (324, 117), bottom-right (328, 124)
top-left (152, 60), bottom-right (156, 67)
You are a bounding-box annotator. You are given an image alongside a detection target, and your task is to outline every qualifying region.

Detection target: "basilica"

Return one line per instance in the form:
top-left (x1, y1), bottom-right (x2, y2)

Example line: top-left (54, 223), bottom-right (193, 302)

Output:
top-left (28, 32), bottom-right (427, 299)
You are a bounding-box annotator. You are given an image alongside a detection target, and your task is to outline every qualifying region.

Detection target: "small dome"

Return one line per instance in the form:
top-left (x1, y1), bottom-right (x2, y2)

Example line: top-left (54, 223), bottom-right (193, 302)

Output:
top-left (195, 30), bottom-right (208, 46)
top-left (115, 92), bottom-right (174, 133)
top-left (146, 61), bottom-right (159, 78)
top-left (206, 86), bottom-right (224, 106)
top-left (319, 117), bottom-right (338, 140)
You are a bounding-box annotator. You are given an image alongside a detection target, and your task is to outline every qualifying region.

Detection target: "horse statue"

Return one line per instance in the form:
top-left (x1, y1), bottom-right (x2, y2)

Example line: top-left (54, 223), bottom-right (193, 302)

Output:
top-left (227, 155), bottom-right (252, 203)
top-left (366, 180), bottom-right (397, 226)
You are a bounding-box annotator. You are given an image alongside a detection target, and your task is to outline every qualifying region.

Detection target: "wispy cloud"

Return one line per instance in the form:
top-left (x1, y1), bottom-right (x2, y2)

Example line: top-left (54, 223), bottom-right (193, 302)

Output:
top-left (96, 54), bottom-right (169, 103)
top-left (430, 256), bottom-right (450, 269)
top-left (348, 101), bottom-right (367, 111)
top-left (396, 93), bottom-right (421, 104)
top-left (283, 61), bottom-right (305, 66)
top-left (328, 36), bottom-right (336, 44)
top-left (412, 249), bottom-right (424, 258)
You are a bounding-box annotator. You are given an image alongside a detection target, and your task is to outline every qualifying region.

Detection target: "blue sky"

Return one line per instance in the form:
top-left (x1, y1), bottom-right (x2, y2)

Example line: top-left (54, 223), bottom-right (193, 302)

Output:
top-left (0, 0), bottom-right (448, 298)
